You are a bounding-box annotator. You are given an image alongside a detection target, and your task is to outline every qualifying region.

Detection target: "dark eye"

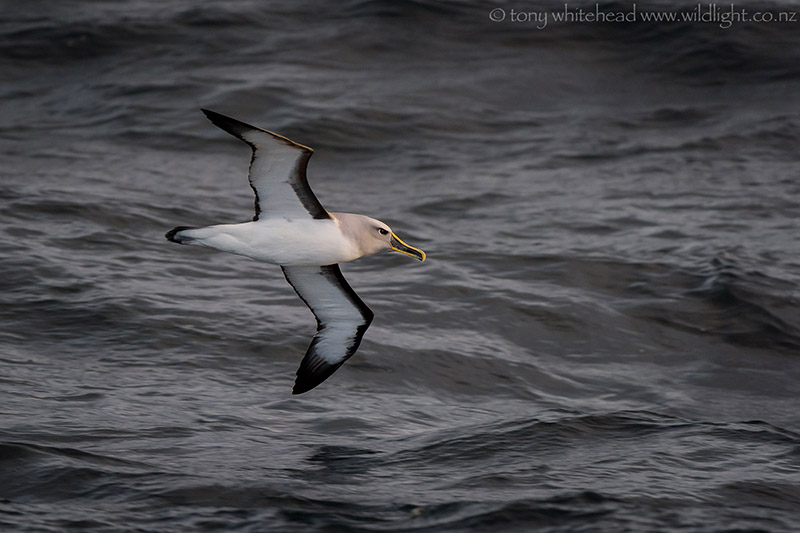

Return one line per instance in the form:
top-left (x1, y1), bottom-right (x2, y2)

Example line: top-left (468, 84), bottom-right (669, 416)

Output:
top-left (377, 228), bottom-right (389, 236)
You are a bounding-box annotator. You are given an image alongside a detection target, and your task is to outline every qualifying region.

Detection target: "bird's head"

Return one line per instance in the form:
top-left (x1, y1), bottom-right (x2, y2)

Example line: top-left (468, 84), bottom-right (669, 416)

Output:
top-left (338, 214), bottom-right (426, 261)
top-left (373, 220), bottom-right (426, 262)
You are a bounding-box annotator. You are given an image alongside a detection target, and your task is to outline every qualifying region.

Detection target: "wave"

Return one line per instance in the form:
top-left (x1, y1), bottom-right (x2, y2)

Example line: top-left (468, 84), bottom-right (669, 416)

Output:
top-left (632, 255), bottom-right (800, 353)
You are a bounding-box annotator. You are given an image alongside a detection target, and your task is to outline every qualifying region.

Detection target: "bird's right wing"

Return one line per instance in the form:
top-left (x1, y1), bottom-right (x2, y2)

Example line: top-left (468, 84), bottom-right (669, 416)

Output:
top-left (201, 109), bottom-right (331, 221)
top-left (281, 264), bottom-right (374, 394)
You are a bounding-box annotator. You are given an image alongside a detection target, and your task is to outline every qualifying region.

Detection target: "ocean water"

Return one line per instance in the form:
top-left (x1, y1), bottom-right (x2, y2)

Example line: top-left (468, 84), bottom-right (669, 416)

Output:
top-left (1, 0), bottom-right (800, 531)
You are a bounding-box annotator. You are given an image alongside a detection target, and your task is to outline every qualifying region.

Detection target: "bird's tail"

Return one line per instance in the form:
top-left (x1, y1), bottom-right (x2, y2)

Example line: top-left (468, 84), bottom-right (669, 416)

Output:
top-left (165, 226), bottom-right (197, 244)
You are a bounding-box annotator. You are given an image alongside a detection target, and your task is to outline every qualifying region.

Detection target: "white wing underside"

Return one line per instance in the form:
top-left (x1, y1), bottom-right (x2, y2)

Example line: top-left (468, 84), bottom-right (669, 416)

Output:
top-left (201, 109), bottom-right (330, 221)
top-left (281, 264), bottom-right (374, 394)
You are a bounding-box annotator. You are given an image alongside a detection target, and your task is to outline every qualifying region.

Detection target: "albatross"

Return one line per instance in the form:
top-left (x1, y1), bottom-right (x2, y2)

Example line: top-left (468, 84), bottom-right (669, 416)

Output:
top-left (165, 109), bottom-right (426, 394)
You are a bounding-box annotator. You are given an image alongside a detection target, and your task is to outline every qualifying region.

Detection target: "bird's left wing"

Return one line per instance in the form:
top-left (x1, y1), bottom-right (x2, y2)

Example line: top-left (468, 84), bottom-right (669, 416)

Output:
top-left (281, 264), bottom-right (374, 394)
top-left (201, 109), bottom-right (331, 221)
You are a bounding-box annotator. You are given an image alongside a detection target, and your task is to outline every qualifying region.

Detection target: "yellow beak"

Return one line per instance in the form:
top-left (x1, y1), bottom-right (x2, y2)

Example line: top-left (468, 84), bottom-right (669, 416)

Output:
top-left (390, 233), bottom-right (426, 261)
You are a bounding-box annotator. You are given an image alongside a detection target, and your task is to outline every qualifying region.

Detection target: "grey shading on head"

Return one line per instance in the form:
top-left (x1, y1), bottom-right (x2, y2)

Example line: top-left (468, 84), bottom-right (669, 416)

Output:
top-left (334, 213), bottom-right (393, 258)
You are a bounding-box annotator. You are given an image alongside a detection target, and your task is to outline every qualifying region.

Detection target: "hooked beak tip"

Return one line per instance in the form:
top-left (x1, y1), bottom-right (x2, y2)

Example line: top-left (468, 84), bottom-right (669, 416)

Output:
top-left (390, 233), bottom-right (426, 262)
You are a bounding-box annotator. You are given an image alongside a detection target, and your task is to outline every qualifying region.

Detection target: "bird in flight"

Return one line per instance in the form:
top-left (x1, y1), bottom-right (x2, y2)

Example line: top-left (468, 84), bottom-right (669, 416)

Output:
top-left (166, 109), bottom-right (425, 394)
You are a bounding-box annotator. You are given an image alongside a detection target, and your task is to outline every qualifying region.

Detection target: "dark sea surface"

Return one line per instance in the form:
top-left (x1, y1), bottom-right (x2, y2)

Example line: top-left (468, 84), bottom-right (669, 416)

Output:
top-left (2, 0), bottom-right (800, 531)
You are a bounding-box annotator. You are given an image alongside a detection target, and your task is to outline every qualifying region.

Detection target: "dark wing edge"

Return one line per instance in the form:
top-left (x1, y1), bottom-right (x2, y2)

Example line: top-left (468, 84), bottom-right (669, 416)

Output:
top-left (282, 265), bottom-right (374, 395)
top-left (286, 153), bottom-right (331, 221)
top-left (200, 109), bottom-right (331, 221)
top-left (201, 108), bottom-right (313, 152)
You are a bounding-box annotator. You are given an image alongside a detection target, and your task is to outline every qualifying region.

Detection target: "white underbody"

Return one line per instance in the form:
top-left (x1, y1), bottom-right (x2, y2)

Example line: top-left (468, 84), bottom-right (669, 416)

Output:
top-left (179, 217), bottom-right (362, 266)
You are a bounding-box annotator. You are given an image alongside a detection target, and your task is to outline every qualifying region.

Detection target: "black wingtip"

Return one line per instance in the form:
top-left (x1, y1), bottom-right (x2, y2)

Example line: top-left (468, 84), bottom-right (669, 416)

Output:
top-left (200, 108), bottom-right (314, 154)
top-left (201, 109), bottom-right (258, 141)
top-left (165, 226), bottom-right (194, 244)
top-left (201, 108), bottom-right (231, 123)
top-left (292, 351), bottom-right (345, 395)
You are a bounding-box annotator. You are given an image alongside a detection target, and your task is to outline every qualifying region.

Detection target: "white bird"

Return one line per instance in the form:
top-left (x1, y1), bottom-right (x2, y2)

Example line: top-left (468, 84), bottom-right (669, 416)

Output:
top-left (166, 109), bottom-right (426, 394)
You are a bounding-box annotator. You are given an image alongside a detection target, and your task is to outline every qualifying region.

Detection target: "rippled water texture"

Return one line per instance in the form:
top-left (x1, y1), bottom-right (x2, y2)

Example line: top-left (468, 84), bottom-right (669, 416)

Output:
top-left (2, 1), bottom-right (800, 531)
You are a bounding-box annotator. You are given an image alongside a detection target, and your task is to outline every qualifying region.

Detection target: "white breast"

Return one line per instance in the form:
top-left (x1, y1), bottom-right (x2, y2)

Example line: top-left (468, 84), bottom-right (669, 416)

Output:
top-left (182, 218), bottom-right (361, 266)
